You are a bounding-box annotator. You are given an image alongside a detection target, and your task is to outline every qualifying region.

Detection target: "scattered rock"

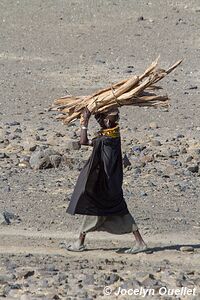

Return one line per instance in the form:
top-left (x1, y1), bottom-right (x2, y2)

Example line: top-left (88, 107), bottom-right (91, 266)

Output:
top-left (23, 270), bottom-right (35, 279)
top-left (185, 156), bottom-right (193, 163)
top-left (188, 85), bottom-right (198, 90)
top-left (140, 191), bottom-right (148, 197)
top-left (141, 273), bottom-right (157, 286)
top-left (0, 152), bottom-right (7, 159)
top-left (0, 274), bottom-right (15, 283)
top-left (6, 121), bottom-right (20, 126)
top-left (151, 140), bottom-right (161, 146)
top-left (140, 155), bottom-right (154, 163)
top-left (104, 273), bottom-right (123, 284)
top-left (180, 246), bottom-right (194, 252)
top-left (66, 140), bottom-right (81, 151)
top-left (0, 211), bottom-right (21, 225)
top-left (50, 155), bottom-right (62, 168)
top-left (149, 122), bottom-right (159, 129)
top-left (137, 16), bottom-right (145, 21)
top-left (30, 149), bottom-right (61, 169)
top-left (187, 165), bottom-right (199, 173)
top-left (132, 145), bottom-right (145, 154)
top-left (52, 295), bottom-right (61, 300)
top-left (123, 154), bottom-right (131, 168)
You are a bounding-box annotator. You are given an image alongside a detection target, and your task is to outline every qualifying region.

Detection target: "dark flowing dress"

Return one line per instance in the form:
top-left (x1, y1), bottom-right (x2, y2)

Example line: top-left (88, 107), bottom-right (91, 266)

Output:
top-left (67, 132), bottom-right (138, 234)
top-left (67, 135), bottom-right (129, 216)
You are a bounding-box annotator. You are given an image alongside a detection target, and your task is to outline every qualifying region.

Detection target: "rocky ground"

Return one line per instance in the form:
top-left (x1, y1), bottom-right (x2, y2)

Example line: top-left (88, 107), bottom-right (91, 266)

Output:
top-left (0, 0), bottom-right (200, 299)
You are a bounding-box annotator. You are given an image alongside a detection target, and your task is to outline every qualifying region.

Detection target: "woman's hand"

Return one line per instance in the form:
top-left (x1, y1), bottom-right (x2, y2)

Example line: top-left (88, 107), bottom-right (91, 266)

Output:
top-left (80, 107), bottom-right (91, 126)
top-left (83, 107), bottom-right (91, 120)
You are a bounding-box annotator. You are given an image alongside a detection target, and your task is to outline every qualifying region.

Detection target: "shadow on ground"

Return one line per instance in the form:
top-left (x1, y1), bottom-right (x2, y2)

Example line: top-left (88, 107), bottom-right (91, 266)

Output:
top-left (89, 244), bottom-right (200, 254)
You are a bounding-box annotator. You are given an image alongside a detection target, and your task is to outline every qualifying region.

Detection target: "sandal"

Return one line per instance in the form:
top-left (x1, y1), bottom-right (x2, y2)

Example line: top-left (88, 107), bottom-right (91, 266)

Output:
top-left (60, 241), bottom-right (86, 252)
top-left (67, 244), bottom-right (86, 252)
top-left (124, 245), bottom-right (148, 254)
top-left (116, 245), bottom-right (148, 254)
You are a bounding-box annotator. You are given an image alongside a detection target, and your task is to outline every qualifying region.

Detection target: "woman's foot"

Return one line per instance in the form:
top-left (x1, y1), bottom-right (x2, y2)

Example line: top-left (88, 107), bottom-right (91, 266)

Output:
top-left (67, 242), bottom-right (86, 252)
top-left (60, 240), bottom-right (87, 252)
top-left (60, 232), bottom-right (87, 252)
top-left (124, 243), bottom-right (148, 254)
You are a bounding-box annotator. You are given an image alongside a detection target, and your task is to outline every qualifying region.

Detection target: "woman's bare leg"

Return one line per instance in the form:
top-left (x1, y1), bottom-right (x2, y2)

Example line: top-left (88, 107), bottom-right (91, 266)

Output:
top-left (133, 229), bottom-right (147, 246)
top-left (65, 232), bottom-right (87, 252)
top-left (79, 232), bottom-right (86, 246)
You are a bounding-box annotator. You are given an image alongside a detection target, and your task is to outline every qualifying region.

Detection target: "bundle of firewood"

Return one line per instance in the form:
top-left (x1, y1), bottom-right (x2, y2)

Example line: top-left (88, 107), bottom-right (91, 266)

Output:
top-left (50, 57), bottom-right (182, 124)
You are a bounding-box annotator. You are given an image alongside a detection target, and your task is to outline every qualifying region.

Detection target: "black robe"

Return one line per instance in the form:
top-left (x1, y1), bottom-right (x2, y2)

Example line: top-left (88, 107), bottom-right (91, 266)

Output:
top-left (66, 135), bottom-right (129, 216)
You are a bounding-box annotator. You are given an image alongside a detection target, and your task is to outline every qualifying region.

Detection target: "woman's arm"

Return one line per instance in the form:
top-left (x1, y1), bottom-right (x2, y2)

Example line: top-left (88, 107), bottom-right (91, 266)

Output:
top-left (80, 108), bottom-right (92, 146)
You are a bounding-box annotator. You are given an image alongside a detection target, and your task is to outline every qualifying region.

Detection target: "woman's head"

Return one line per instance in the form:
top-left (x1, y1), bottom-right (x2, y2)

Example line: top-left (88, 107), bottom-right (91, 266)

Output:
top-left (95, 108), bottom-right (119, 129)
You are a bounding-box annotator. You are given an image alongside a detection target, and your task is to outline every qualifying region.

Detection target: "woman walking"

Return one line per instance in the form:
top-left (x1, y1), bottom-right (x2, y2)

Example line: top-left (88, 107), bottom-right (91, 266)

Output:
top-left (66, 107), bottom-right (147, 254)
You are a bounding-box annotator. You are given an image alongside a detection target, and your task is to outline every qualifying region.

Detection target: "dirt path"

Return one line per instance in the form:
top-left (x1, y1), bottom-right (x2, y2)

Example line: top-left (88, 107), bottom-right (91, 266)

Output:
top-left (1, 228), bottom-right (200, 263)
top-left (0, 229), bottom-right (199, 299)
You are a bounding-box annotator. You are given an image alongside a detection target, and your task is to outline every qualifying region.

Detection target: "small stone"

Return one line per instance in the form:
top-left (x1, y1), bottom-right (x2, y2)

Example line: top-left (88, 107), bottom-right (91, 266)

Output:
top-left (46, 264), bottom-right (58, 272)
top-left (187, 165), bottom-right (199, 173)
top-left (0, 152), bottom-right (7, 159)
top-left (185, 156), bottom-right (193, 163)
top-left (66, 140), bottom-right (81, 150)
top-left (96, 59), bottom-right (106, 64)
top-left (23, 270), bottom-right (35, 279)
top-left (141, 273), bottom-right (157, 286)
top-left (176, 133), bottom-right (185, 139)
top-left (50, 155), bottom-right (61, 168)
top-left (105, 273), bottom-right (123, 284)
top-left (52, 295), bottom-right (61, 300)
top-left (18, 162), bottom-right (29, 168)
top-left (133, 167), bottom-right (141, 176)
top-left (0, 213), bottom-right (10, 225)
top-left (176, 182), bottom-right (188, 192)
top-left (180, 246), bottom-right (194, 252)
top-left (170, 159), bottom-right (182, 167)
top-left (37, 127), bottom-right (45, 131)
top-left (6, 121), bottom-right (20, 126)
top-left (2, 211), bottom-right (21, 224)
top-left (58, 272), bottom-right (68, 282)
top-left (151, 140), bottom-right (161, 146)
top-left (188, 85), bottom-right (198, 90)
top-left (0, 274), bottom-right (15, 283)
top-left (123, 154), bottom-right (131, 168)
top-left (183, 170), bottom-right (192, 176)
top-left (138, 16), bottom-right (144, 21)
top-left (180, 147), bottom-right (187, 154)
top-left (140, 155), bottom-right (154, 163)
top-left (125, 68), bottom-right (133, 73)
top-left (30, 150), bottom-right (51, 169)
top-left (140, 191), bottom-right (148, 197)
top-left (149, 122), bottom-right (159, 129)
top-left (22, 138), bottom-right (37, 152)
top-left (9, 283), bottom-right (22, 289)
top-left (3, 183), bottom-right (10, 191)
top-left (132, 145), bottom-right (145, 154)
top-left (14, 128), bottom-right (22, 133)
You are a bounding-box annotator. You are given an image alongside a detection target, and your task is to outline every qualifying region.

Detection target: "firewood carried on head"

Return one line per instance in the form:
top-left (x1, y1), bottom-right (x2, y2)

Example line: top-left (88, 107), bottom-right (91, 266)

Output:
top-left (50, 57), bottom-right (182, 125)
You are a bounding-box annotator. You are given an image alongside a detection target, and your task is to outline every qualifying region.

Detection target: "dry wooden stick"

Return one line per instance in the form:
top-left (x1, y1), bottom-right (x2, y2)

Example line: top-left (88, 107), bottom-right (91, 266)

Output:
top-left (50, 58), bottom-right (182, 124)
